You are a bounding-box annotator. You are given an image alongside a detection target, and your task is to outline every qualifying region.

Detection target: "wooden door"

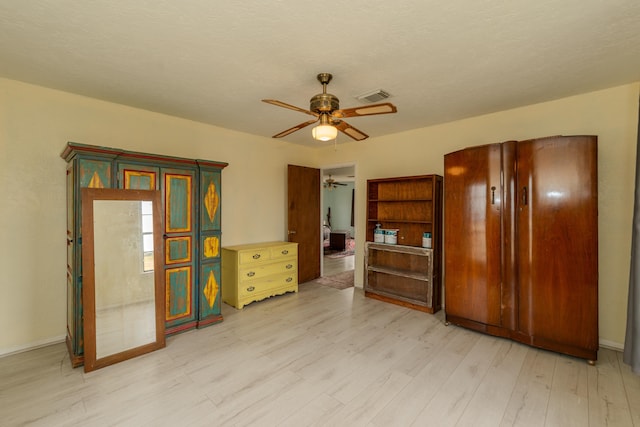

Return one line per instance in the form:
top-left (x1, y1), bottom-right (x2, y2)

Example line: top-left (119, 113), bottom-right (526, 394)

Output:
top-left (444, 143), bottom-right (504, 328)
top-left (288, 164), bottom-right (320, 283)
top-left (516, 136), bottom-right (598, 358)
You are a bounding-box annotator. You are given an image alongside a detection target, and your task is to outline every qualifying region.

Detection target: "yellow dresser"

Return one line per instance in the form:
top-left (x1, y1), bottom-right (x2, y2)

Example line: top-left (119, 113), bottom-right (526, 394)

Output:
top-left (222, 241), bottom-right (298, 309)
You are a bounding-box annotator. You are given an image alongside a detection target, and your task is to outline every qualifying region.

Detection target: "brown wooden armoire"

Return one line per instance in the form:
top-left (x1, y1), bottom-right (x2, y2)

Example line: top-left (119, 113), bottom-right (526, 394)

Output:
top-left (444, 135), bottom-right (598, 362)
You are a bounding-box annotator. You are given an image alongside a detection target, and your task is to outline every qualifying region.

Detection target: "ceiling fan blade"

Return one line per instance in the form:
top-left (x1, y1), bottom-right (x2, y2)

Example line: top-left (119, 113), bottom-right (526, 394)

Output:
top-left (272, 118), bottom-right (319, 138)
top-left (334, 120), bottom-right (369, 141)
top-left (262, 99), bottom-right (318, 117)
top-left (332, 102), bottom-right (397, 118)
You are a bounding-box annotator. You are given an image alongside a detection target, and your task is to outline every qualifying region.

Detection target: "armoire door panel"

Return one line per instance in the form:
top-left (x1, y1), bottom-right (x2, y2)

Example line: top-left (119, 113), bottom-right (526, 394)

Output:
top-left (165, 172), bottom-right (193, 233)
top-left (200, 169), bottom-right (221, 231)
top-left (444, 143), bottom-right (503, 327)
top-left (65, 166), bottom-right (78, 356)
top-left (516, 136), bottom-right (598, 351)
top-left (120, 164), bottom-right (198, 330)
top-left (66, 167), bottom-right (75, 239)
top-left (202, 234), bottom-right (221, 260)
top-left (198, 166), bottom-right (223, 326)
top-left (165, 236), bottom-right (192, 264)
top-left (500, 141), bottom-right (518, 331)
top-left (199, 262), bottom-right (222, 325)
top-left (165, 266), bottom-right (192, 321)
top-left (118, 163), bottom-right (159, 190)
top-left (79, 159), bottom-right (111, 189)
top-left (68, 158), bottom-right (112, 363)
top-left (162, 169), bottom-right (197, 330)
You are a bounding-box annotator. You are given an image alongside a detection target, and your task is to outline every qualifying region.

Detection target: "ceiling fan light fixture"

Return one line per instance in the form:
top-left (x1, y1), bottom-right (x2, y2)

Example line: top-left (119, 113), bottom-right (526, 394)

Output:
top-left (312, 113), bottom-right (337, 141)
top-left (312, 124), bottom-right (338, 141)
top-left (263, 73), bottom-right (397, 142)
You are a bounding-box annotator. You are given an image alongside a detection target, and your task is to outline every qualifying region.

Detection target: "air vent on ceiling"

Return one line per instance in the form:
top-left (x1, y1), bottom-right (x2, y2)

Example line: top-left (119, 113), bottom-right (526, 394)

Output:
top-left (355, 89), bottom-right (391, 104)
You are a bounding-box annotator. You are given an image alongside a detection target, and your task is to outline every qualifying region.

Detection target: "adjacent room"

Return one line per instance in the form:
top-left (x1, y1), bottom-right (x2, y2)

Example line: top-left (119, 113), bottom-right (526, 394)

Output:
top-left (321, 165), bottom-right (355, 283)
top-left (1, 2), bottom-right (640, 425)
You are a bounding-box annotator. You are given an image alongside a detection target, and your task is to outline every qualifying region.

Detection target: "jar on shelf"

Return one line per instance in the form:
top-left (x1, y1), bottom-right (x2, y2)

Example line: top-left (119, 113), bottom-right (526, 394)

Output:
top-left (385, 229), bottom-right (399, 244)
top-left (422, 232), bottom-right (432, 248)
top-left (374, 224), bottom-right (385, 243)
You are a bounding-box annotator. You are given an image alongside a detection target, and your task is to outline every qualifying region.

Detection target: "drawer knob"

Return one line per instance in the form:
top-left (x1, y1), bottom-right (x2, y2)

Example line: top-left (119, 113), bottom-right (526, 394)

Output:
top-left (282, 249), bottom-right (289, 255)
top-left (247, 271), bottom-right (255, 277)
top-left (253, 253), bottom-right (261, 259)
top-left (286, 277), bottom-right (293, 282)
top-left (286, 264), bottom-right (293, 269)
top-left (247, 286), bottom-right (255, 292)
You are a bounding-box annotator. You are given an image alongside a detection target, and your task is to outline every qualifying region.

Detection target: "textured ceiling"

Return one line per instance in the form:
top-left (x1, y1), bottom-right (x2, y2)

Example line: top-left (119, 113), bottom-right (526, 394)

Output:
top-left (1, 1), bottom-right (639, 147)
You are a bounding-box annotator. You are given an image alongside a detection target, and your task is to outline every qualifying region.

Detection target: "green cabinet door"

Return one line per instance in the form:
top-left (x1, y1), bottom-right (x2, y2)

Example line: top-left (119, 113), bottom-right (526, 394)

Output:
top-left (198, 168), bottom-right (223, 326)
top-left (163, 168), bottom-right (197, 334)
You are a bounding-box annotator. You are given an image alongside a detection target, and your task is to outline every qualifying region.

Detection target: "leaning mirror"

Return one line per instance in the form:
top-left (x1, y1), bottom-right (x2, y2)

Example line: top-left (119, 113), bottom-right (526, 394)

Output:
top-left (81, 188), bottom-right (165, 372)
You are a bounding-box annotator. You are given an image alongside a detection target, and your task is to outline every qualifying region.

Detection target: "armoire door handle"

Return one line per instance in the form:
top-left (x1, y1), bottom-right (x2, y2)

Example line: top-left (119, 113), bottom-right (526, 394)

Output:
top-left (490, 186), bottom-right (496, 205)
top-left (522, 186), bottom-right (528, 206)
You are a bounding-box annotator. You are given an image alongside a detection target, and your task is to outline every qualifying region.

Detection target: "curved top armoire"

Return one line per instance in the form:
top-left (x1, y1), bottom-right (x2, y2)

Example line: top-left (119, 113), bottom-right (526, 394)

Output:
top-left (444, 135), bottom-right (598, 362)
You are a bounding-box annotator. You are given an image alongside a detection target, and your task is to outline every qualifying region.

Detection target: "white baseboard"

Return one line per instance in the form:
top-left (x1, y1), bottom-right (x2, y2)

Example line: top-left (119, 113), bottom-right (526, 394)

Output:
top-left (0, 335), bottom-right (66, 358)
top-left (0, 335), bottom-right (627, 358)
top-left (599, 339), bottom-right (624, 351)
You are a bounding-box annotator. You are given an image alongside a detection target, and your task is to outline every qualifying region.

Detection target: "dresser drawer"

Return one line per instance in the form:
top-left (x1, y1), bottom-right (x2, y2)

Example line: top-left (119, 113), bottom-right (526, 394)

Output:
top-left (238, 249), bottom-right (270, 265)
top-left (238, 273), bottom-right (297, 297)
top-left (238, 259), bottom-right (296, 282)
top-left (269, 244), bottom-right (297, 261)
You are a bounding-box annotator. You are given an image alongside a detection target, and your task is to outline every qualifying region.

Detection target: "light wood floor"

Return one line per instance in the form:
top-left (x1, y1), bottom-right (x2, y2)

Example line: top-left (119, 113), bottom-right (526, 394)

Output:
top-left (1, 283), bottom-right (639, 426)
top-left (323, 254), bottom-right (355, 276)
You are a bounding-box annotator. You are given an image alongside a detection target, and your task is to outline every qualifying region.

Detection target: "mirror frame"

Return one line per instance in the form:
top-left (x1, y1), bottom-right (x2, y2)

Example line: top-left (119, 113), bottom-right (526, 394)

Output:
top-left (81, 188), bottom-right (166, 372)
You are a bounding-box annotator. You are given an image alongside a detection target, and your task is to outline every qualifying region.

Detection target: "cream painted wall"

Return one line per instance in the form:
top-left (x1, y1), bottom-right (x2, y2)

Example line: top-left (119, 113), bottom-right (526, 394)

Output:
top-left (0, 77), bottom-right (318, 355)
top-left (319, 83), bottom-right (639, 348)
top-left (1, 77), bottom-right (637, 354)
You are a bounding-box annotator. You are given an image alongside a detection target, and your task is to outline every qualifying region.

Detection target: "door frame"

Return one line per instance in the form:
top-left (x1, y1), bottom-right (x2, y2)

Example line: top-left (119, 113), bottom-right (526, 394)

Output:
top-left (320, 162), bottom-right (357, 276)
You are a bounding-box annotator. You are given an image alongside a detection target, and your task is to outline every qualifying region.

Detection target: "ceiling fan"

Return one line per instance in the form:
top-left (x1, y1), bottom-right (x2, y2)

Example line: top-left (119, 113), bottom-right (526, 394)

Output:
top-left (324, 175), bottom-right (348, 190)
top-left (262, 73), bottom-right (397, 142)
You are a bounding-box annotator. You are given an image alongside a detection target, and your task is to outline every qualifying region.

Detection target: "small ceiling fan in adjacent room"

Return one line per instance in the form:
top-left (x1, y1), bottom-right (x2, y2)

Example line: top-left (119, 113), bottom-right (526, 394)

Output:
top-left (323, 175), bottom-right (348, 190)
top-left (262, 73), bottom-right (397, 141)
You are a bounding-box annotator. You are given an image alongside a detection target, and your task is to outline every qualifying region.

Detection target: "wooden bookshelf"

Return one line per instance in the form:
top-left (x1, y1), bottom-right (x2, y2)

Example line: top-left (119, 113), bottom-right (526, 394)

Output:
top-left (364, 174), bottom-right (442, 312)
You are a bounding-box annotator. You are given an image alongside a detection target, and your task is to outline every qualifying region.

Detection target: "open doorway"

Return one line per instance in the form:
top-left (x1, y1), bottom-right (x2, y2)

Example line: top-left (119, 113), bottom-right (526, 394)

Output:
top-left (321, 164), bottom-right (355, 278)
